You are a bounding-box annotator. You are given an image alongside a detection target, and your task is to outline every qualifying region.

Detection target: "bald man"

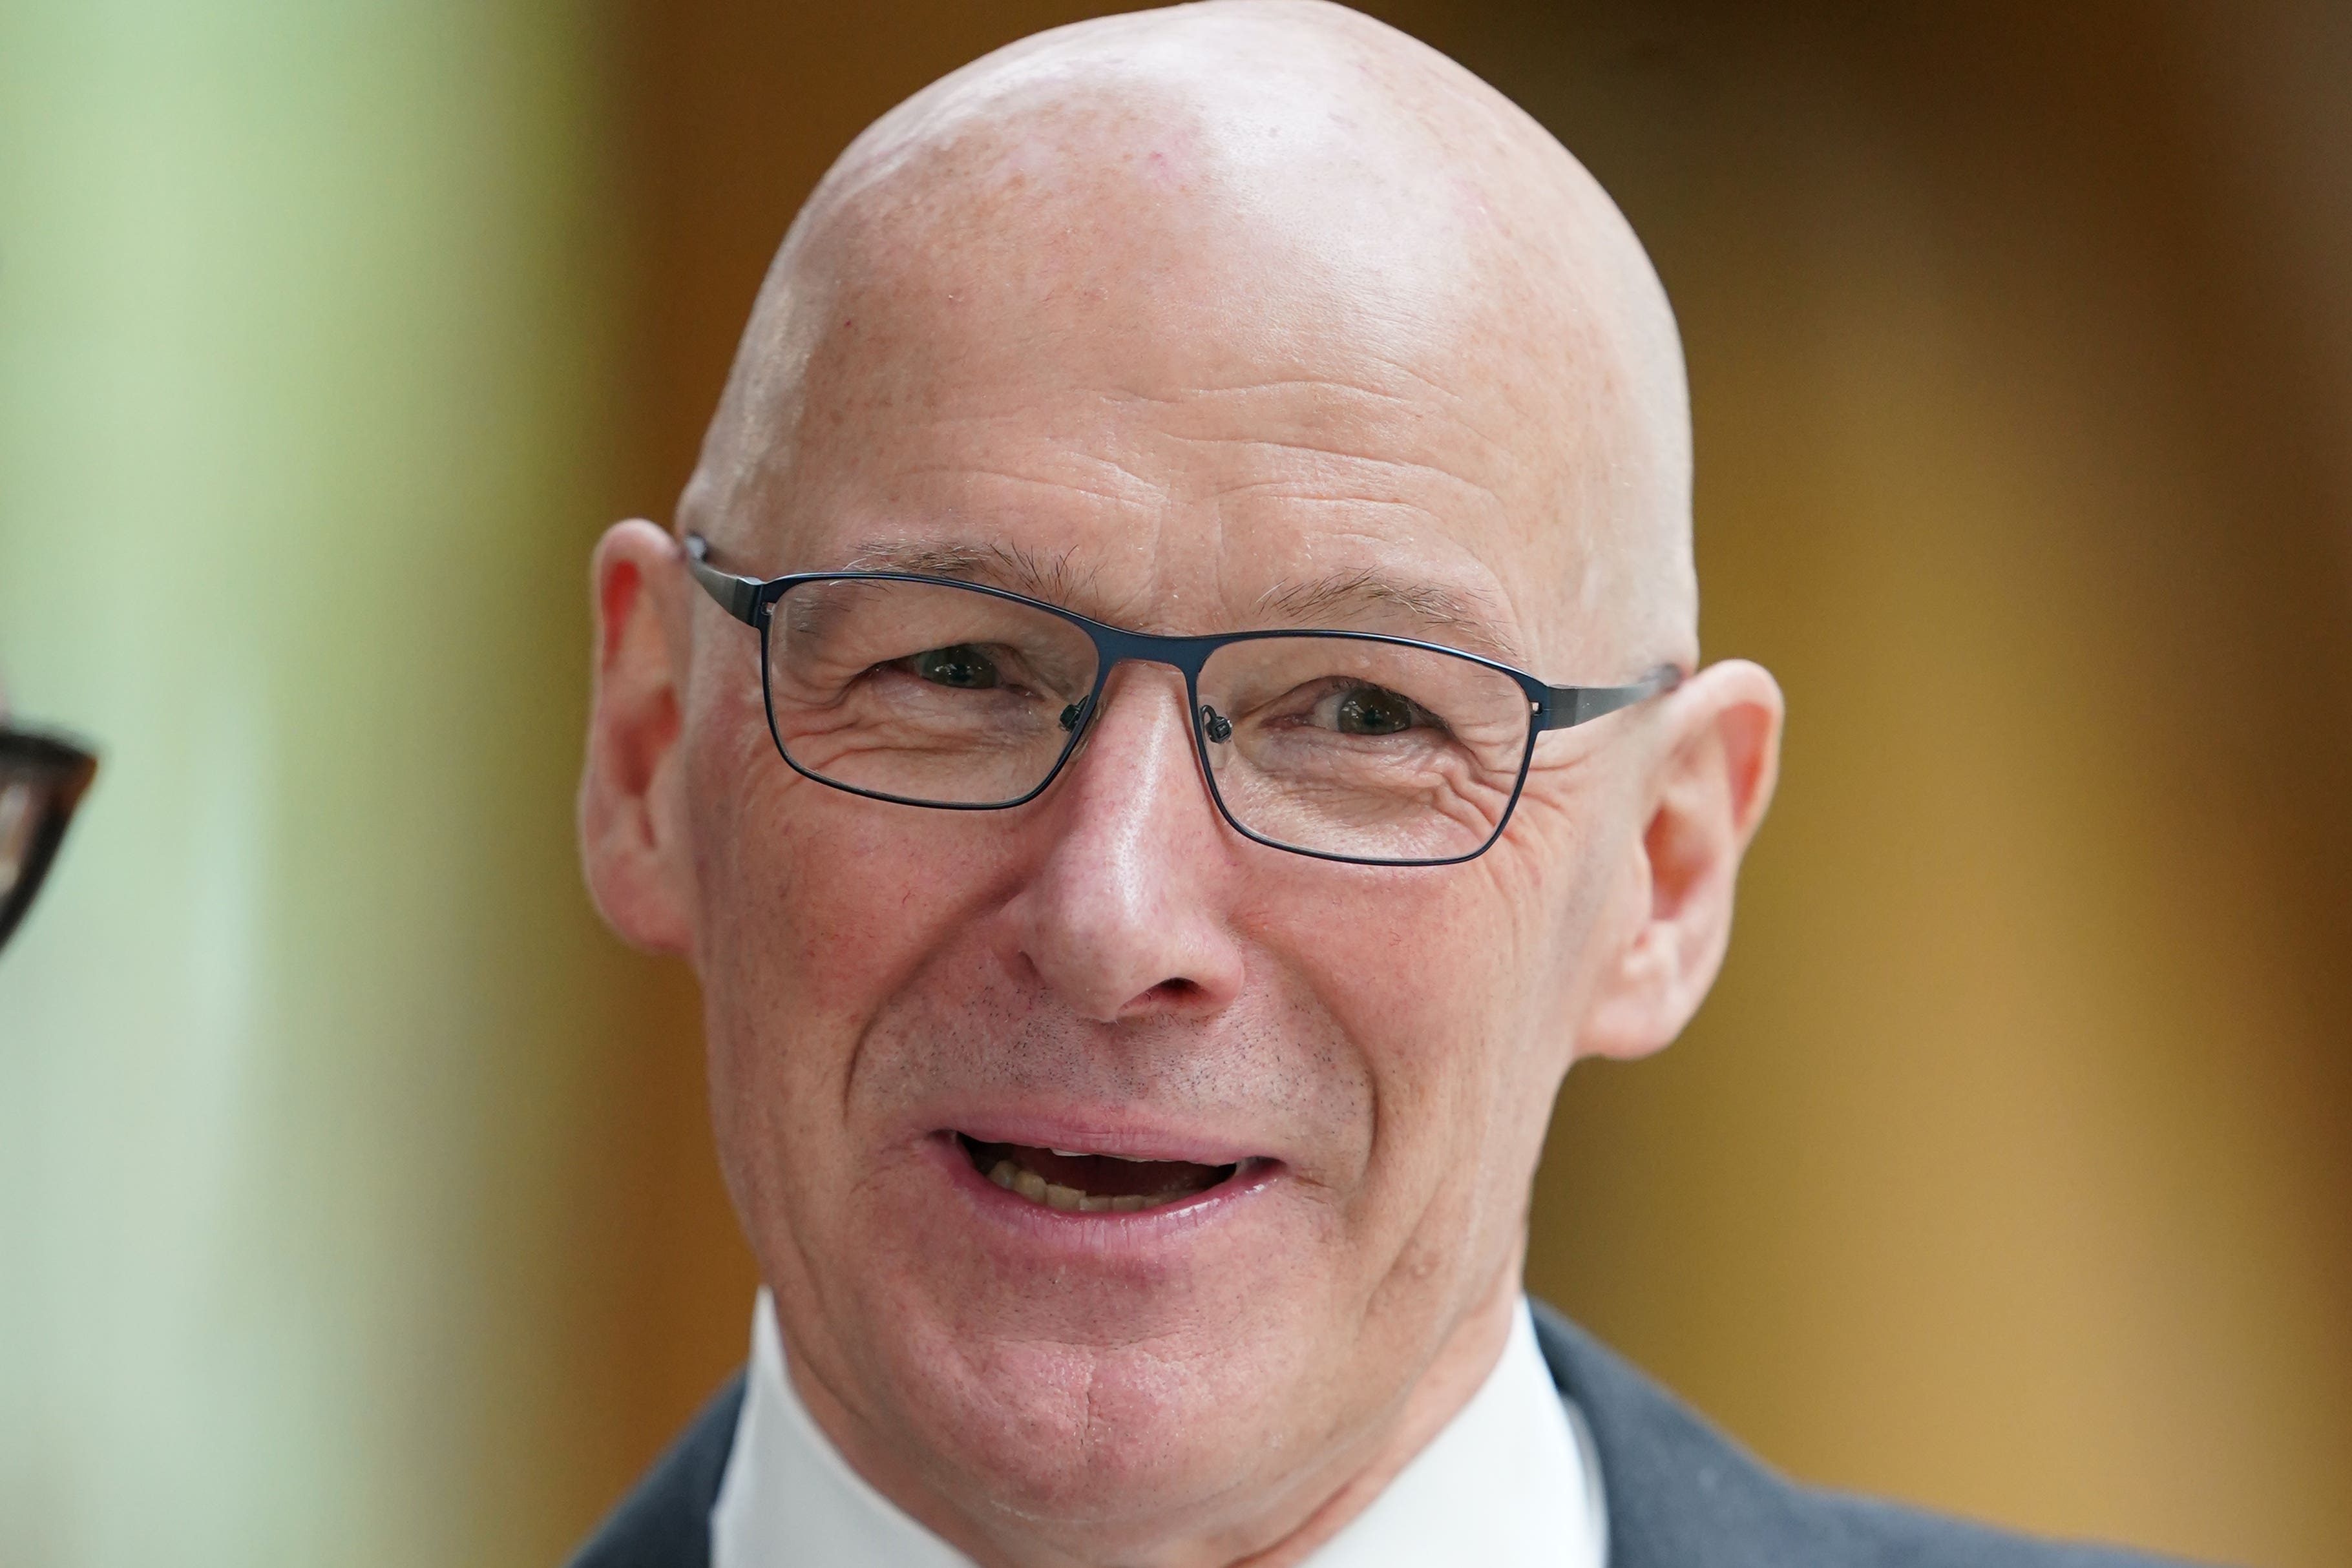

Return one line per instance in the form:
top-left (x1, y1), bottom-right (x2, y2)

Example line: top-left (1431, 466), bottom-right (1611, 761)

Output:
top-left (571, 5), bottom-right (2192, 1566)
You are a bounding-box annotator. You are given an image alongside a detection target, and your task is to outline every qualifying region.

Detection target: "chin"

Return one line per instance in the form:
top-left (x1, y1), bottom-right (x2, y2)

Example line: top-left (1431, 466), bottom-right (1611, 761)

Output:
top-left (892, 1305), bottom-right (1324, 1547)
top-left (809, 1141), bottom-right (1361, 1547)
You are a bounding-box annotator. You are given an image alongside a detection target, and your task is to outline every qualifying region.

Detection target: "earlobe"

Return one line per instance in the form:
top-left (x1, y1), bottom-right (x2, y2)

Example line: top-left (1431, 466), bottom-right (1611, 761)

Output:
top-left (578, 519), bottom-right (696, 954)
top-left (1577, 659), bottom-right (1783, 1061)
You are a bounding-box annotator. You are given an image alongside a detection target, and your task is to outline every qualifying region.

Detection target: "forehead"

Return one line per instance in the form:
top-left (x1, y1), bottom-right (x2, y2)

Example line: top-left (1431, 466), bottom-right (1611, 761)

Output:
top-left (740, 90), bottom-right (1635, 667)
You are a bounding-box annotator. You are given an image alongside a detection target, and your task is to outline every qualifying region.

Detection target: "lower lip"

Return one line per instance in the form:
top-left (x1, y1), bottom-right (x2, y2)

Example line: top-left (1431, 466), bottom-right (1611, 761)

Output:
top-left (925, 1132), bottom-right (1279, 1244)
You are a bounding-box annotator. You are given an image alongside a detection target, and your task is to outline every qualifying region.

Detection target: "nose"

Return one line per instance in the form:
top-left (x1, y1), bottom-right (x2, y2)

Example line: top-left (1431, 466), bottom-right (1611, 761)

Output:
top-left (999, 662), bottom-right (1246, 1023)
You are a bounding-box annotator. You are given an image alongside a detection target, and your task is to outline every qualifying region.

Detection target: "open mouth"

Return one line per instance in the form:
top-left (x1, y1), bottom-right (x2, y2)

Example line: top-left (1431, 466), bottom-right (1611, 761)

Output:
top-left (956, 1133), bottom-right (1243, 1213)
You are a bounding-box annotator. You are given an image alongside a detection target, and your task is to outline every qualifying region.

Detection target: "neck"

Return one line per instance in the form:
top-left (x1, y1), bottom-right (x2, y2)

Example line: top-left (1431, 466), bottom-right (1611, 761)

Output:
top-left (779, 1248), bottom-right (1527, 1568)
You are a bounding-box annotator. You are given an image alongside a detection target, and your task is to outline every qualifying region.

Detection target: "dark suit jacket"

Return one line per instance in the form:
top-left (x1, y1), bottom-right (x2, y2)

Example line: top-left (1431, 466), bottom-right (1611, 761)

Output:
top-left (568, 1301), bottom-right (2205, 1567)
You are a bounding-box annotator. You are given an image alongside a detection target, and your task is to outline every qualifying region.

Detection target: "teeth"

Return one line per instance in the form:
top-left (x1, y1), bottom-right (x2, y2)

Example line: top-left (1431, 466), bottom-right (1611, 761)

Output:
top-left (981, 1151), bottom-right (1199, 1215)
top-left (1049, 1147), bottom-right (1158, 1162)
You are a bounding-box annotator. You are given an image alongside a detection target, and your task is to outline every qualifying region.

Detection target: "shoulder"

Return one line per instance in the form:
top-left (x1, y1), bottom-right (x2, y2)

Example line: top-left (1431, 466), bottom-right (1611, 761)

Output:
top-left (565, 1374), bottom-right (746, 1568)
top-left (1529, 1301), bottom-right (2217, 1568)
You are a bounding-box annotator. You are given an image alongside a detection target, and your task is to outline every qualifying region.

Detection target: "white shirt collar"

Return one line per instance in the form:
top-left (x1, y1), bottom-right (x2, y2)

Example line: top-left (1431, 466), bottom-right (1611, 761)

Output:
top-left (712, 1288), bottom-right (1608, 1567)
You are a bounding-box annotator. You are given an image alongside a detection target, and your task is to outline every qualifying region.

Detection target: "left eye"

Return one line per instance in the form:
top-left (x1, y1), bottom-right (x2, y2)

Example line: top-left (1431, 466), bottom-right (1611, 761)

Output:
top-left (1326, 684), bottom-right (1431, 735)
top-left (904, 645), bottom-right (1002, 689)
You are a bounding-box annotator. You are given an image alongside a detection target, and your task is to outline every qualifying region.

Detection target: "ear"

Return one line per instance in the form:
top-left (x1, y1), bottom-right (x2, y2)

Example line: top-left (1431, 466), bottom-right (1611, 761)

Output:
top-left (1577, 658), bottom-right (1783, 1061)
top-left (578, 519), bottom-right (697, 954)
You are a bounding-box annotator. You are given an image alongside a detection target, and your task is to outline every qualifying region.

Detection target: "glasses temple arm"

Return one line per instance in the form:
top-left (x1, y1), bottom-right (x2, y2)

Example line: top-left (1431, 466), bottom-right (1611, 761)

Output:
top-left (684, 533), bottom-right (767, 626)
top-left (1538, 664), bottom-right (1686, 731)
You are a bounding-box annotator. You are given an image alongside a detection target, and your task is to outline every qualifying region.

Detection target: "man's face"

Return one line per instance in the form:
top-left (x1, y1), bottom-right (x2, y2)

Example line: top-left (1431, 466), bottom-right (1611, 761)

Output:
top-left (665, 157), bottom-right (1664, 1552)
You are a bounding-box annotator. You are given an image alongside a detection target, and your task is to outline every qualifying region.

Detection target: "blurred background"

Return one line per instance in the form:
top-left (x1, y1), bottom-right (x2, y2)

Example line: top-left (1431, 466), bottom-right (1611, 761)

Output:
top-left (3, 1), bottom-right (2347, 1563)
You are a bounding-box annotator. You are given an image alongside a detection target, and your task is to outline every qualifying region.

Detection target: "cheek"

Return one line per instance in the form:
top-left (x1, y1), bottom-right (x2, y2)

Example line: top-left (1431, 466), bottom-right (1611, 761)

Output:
top-left (1489, 763), bottom-right (1635, 1012)
top-left (1243, 807), bottom-right (1610, 1244)
top-left (1249, 868), bottom-right (1546, 1178)
top-left (683, 709), bottom-right (1027, 1203)
top-left (1257, 837), bottom-right (1584, 1074)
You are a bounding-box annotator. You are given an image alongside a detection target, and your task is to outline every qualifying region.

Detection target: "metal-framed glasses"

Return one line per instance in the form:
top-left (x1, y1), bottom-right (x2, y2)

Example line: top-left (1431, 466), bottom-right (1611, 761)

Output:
top-left (0, 726), bottom-right (98, 953)
top-left (686, 535), bottom-right (1680, 867)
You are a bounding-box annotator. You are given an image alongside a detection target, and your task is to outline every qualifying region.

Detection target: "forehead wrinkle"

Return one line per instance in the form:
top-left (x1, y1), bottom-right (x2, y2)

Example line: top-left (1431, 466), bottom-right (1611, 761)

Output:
top-left (1095, 354), bottom-right (1497, 443)
top-left (1105, 368), bottom-right (1453, 410)
top-left (1164, 432), bottom-right (1507, 511)
top-left (1094, 368), bottom-right (1530, 508)
top-left (899, 457), bottom-right (1160, 512)
top-left (901, 408), bottom-right (1175, 503)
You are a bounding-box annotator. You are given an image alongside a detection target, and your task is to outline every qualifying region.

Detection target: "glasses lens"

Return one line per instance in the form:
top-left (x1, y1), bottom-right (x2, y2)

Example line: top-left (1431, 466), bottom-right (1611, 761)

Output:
top-left (1198, 637), bottom-right (1533, 862)
top-left (766, 578), bottom-right (1102, 806)
top-left (0, 779), bottom-right (45, 906)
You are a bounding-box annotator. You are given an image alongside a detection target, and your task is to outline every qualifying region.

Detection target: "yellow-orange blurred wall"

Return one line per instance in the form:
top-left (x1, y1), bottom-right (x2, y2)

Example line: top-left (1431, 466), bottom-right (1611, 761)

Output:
top-left (3, 3), bottom-right (2346, 1565)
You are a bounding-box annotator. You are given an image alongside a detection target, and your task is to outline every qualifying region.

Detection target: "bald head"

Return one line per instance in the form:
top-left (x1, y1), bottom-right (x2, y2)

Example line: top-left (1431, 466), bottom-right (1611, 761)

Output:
top-left (686, 0), bottom-right (1694, 665)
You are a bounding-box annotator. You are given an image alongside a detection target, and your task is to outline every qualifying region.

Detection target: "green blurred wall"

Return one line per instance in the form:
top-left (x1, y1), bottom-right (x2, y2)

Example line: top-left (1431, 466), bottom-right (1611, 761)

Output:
top-left (0, 3), bottom-right (684, 1562)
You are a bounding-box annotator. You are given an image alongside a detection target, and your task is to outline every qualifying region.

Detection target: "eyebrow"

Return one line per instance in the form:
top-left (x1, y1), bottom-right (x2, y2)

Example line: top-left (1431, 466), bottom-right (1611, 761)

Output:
top-left (1252, 570), bottom-right (1524, 663)
top-left (835, 539), bottom-right (1526, 663)
top-left (843, 539), bottom-right (1091, 605)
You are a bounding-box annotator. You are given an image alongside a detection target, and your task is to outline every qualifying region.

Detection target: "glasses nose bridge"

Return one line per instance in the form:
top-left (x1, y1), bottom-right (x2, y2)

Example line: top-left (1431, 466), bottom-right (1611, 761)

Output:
top-left (1085, 624), bottom-right (1220, 685)
top-left (1069, 627), bottom-right (1223, 768)
top-left (1081, 626), bottom-right (1222, 715)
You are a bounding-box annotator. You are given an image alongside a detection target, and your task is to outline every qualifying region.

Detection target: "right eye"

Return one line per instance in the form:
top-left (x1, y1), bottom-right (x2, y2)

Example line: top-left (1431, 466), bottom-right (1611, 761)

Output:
top-left (1327, 683), bottom-right (1425, 736)
top-left (898, 645), bottom-right (1002, 689)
